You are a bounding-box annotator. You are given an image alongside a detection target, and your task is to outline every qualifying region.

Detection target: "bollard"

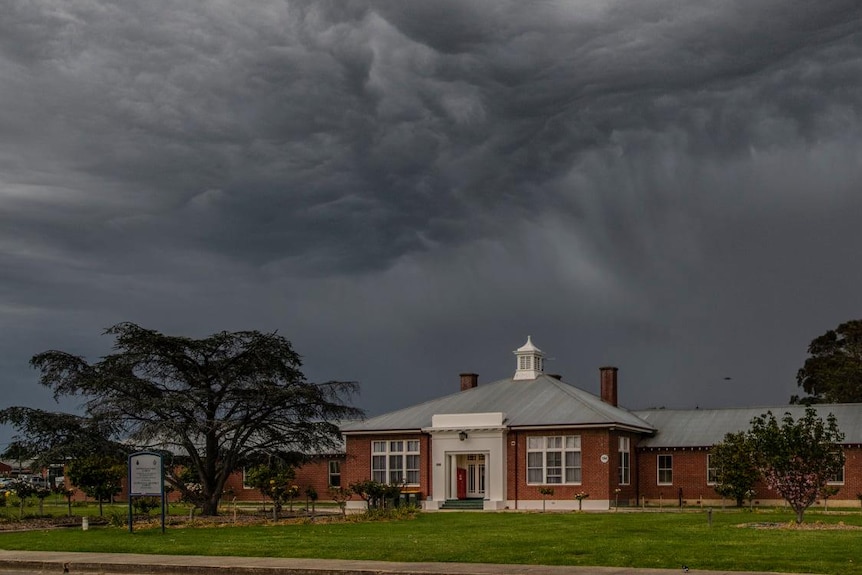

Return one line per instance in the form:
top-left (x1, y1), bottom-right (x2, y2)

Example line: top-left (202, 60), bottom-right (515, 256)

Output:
top-left (707, 507), bottom-right (713, 527)
top-left (82, 516), bottom-right (89, 531)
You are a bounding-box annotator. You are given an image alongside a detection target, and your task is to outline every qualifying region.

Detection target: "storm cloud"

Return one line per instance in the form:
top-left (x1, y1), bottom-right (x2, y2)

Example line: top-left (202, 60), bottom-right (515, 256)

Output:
top-left (2, 1), bottom-right (861, 447)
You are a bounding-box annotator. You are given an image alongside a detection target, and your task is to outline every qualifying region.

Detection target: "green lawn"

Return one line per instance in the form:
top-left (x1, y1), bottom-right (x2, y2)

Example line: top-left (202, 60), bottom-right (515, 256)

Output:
top-left (1, 509), bottom-right (861, 575)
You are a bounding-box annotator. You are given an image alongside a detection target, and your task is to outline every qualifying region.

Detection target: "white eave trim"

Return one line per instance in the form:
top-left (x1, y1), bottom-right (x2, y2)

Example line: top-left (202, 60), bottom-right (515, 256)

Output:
top-left (343, 422), bottom-right (655, 435)
top-left (422, 426), bottom-right (508, 434)
top-left (341, 428), bottom-right (424, 436)
top-left (511, 423), bottom-right (655, 434)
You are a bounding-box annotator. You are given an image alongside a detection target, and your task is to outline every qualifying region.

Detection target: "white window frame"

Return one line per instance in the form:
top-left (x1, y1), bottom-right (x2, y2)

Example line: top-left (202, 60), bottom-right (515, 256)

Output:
top-left (827, 465), bottom-right (845, 485)
top-left (526, 435), bottom-right (582, 485)
top-left (618, 437), bottom-right (630, 485)
top-left (657, 454), bottom-right (673, 485)
top-left (371, 440), bottom-right (420, 486)
top-left (328, 460), bottom-right (341, 487)
top-left (706, 454), bottom-right (718, 485)
top-left (241, 467), bottom-right (254, 490)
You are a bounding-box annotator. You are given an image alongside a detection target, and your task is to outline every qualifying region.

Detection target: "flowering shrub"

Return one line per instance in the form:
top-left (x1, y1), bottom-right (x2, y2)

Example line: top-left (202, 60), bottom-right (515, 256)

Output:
top-left (245, 463), bottom-right (297, 518)
top-left (749, 407), bottom-right (844, 523)
top-left (329, 486), bottom-right (353, 516)
top-left (574, 491), bottom-right (589, 511)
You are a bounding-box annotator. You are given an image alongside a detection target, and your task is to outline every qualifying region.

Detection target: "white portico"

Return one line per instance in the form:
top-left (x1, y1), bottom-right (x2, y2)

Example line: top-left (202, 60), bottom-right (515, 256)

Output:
top-left (422, 412), bottom-right (508, 510)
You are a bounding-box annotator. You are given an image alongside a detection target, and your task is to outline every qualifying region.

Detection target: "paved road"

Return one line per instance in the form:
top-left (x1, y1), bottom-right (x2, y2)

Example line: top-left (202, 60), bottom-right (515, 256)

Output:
top-left (0, 550), bottom-right (813, 575)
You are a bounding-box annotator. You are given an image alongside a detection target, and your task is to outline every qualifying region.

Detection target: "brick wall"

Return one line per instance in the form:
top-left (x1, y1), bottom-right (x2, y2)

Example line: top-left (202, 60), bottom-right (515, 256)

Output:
top-left (343, 433), bottom-right (431, 502)
top-left (611, 430), bottom-right (639, 505)
top-left (220, 456), bottom-right (342, 504)
top-left (637, 446), bottom-right (862, 507)
top-left (840, 446), bottom-right (862, 503)
top-left (506, 428), bottom-right (623, 506)
top-left (636, 448), bottom-right (726, 505)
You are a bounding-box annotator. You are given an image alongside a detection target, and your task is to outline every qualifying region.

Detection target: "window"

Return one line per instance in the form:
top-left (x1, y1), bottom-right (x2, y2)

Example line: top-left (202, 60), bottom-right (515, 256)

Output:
top-left (371, 440), bottom-right (420, 485)
top-left (707, 454), bottom-right (718, 485)
top-left (241, 467), bottom-right (254, 490)
top-left (328, 460), bottom-right (341, 487)
top-left (372, 441), bottom-right (387, 483)
top-left (526, 435), bottom-right (582, 484)
top-left (828, 465), bottom-right (845, 485)
top-left (657, 454), bottom-right (673, 485)
top-left (618, 437), bottom-right (630, 485)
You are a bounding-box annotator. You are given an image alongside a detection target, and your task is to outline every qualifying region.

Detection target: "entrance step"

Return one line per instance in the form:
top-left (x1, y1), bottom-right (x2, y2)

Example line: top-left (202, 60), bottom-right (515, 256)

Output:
top-left (440, 499), bottom-right (484, 510)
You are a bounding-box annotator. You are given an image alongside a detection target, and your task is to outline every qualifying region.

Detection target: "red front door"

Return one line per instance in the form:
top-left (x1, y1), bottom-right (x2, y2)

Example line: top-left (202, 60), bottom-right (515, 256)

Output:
top-left (457, 467), bottom-right (467, 499)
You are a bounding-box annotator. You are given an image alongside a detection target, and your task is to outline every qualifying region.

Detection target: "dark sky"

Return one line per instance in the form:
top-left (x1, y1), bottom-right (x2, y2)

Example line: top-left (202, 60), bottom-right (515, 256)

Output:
top-left (2, 1), bottom-right (861, 450)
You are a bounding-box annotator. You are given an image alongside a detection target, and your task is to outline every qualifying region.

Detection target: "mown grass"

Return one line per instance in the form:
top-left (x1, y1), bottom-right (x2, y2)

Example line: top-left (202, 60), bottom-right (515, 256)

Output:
top-left (0, 498), bottom-right (328, 519)
top-left (1, 509), bottom-right (861, 575)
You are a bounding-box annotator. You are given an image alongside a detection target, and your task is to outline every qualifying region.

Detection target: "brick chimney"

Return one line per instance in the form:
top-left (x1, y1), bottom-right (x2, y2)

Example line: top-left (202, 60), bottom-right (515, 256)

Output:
top-left (460, 373), bottom-right (479, 391)
top-left (600, 366), bottom-right (618, 406)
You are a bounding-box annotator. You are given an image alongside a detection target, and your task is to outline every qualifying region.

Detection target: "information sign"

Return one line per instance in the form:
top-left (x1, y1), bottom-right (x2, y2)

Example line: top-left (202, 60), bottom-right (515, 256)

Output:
top-left (128, 451), bottom-right (165, 533)
top-left (129, 452), bottom-right (163, 496)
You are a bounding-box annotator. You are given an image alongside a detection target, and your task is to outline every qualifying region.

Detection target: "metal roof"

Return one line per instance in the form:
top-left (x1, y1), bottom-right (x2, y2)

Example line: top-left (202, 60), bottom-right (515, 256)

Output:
top-left (634, 403), bottom-right (862, 448)
top-left (341, 374), bottom-right (655, 433)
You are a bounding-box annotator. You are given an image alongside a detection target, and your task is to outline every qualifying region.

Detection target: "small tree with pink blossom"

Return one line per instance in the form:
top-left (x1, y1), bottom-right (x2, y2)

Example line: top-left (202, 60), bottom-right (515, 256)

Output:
top-left (748, 407), bottom-right (844, 524)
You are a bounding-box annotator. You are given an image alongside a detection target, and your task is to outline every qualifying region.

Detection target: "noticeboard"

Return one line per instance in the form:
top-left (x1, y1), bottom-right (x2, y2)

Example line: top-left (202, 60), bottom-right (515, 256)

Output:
top-left (128, 452), bottom-right (163, 496)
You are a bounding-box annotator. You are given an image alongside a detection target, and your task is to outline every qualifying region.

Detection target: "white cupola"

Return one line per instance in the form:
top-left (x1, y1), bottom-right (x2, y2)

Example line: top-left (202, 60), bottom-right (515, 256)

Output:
top-left (513, 335), bottom-right (545, 380)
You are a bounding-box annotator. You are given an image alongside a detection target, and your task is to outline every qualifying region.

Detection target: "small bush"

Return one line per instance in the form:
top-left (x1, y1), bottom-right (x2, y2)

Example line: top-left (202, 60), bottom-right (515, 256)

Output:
top-left (354, 505), bottom-right (419, 522)
top-left (132, 497), bottom-right (162, 515)
top-left (108, 511), bottom-right (127, 528)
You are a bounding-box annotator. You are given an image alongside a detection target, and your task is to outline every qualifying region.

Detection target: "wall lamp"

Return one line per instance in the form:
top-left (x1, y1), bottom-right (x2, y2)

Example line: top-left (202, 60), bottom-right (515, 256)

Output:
top-left (458, 431), bottom-right (468, 441)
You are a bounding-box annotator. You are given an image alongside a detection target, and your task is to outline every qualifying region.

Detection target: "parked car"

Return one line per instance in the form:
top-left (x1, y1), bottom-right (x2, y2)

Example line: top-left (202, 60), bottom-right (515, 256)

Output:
top-left (27, 476), bottom-right (48, 488)
top-left (7, 476), bottom-right (49, 488)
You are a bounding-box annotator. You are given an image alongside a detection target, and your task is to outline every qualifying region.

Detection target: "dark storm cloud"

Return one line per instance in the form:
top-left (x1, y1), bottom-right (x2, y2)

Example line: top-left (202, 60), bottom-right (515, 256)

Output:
top-left (2, 0), bottom-right (862, 447)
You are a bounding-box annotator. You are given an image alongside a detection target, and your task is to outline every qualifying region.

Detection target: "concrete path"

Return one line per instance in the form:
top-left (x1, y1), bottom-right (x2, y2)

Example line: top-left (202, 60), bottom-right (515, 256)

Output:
top-left (0, 550), bottom-right (809, 575)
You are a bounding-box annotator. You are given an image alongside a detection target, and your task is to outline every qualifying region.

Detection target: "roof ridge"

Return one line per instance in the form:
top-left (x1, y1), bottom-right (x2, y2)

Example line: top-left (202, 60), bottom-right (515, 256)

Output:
top-left (634, 402), bottom-right (862, 414)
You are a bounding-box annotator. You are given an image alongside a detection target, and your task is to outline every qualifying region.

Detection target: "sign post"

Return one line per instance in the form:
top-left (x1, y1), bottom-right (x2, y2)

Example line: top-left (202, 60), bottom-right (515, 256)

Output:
top-left (128, 451), bottom-right (165, 533)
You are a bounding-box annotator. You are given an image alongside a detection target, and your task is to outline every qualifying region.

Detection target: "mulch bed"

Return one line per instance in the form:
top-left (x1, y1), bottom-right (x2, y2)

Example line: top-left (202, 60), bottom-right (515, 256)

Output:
top-left (0, 511), bottom-right (343, 531)
top-left (740, 521), bottom-right (862, 530)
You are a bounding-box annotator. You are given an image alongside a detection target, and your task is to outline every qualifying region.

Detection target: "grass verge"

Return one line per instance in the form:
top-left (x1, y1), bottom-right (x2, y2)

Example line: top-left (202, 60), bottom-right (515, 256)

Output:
top-left (0, 509), bottom-right (860, 575)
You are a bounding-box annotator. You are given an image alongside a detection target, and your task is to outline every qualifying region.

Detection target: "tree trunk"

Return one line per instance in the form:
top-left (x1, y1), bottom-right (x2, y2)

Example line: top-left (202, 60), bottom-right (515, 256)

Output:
top-left (795, 508), bottom-right (804, 524)
top-left (201, 496), bottom-right (220, 516)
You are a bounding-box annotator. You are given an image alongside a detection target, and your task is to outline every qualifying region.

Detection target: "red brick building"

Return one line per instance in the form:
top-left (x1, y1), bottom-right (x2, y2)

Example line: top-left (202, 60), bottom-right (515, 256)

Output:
top-left (340, 336), bottom-right (862, 510)
top-left (59, 455), bottom-right (342, 508)
top-left (635, 407), bottom-right (861, 507)
top-left (219, 455), bottom-right (343, 505)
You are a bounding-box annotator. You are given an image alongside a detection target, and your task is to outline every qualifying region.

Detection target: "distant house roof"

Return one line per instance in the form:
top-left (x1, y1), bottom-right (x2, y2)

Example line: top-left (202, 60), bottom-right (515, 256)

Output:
top-left (341, 374), bottom-right (655, 434)
top-left (634, 403), bottom-right (862, 448)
